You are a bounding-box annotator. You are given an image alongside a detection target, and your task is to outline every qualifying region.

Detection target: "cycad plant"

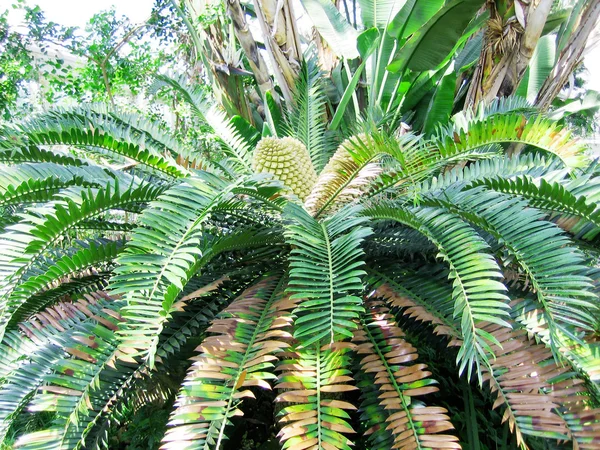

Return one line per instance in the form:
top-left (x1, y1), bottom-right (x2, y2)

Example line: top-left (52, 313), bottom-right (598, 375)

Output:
top-left (1, 64), bottom-right (600, 450)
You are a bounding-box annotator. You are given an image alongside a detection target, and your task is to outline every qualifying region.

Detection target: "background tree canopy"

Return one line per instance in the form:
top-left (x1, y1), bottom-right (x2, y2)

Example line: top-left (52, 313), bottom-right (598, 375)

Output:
top-left (0, 1), bottom-right (600, 449)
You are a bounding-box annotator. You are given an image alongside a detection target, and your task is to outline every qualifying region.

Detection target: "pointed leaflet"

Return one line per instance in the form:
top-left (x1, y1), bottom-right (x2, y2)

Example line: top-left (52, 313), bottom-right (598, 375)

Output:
top-left (276, 343), bottom-right (358, 450)
top-left (353, 299), bottom-right (460, 449)
top-left (0, 179), bottom-right (165, 340)
top-left (423, 186), bottom-right (597, 355)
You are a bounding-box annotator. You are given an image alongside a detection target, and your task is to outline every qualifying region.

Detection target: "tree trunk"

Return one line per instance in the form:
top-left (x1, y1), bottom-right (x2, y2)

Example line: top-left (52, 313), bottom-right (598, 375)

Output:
top-left (251, 0), bottom-right (301, 103)
top-left (465, 0), bottom-right (553, 108)
top-left (226, 0), bottom-right (279, 104)
top-left (535, 0), bottom-right (600, 110)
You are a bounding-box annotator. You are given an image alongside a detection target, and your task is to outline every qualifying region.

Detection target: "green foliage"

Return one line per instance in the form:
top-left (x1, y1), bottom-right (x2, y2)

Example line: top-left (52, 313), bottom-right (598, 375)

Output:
top-left (1, 5), bottom-right (600, 447)
top-left (285, 204), bottom-right (371, 346)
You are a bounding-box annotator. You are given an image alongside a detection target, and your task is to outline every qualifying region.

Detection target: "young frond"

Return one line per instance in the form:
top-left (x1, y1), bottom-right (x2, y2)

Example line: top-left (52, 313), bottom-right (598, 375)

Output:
top-left (305, 132), bottom-right (425, 218)
top-left (433, 113), bottom-right (587, 168)
top-left (283, 56), bottom-right (331, 173)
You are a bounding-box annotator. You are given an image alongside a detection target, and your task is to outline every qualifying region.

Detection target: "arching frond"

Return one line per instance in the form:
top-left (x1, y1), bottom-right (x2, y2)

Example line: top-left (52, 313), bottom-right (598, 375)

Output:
top-left (0, 145), bottom-right (86, 167)
top-left (414, 153), bottom-right (566, 198)
top-left (50, 104), bottom-right (195, 163)
top-left (7, 239), bottom-right (123, 326)
top-left (0, 179), bottom-right (165, 339)
top-left (0, 292), bottom-right (121, 446)
top-left (1, 110), bottom-right (188, 179)
top-left (363, 205), bottom-right (510, 381)
top-left (474, 175), bottom-right (600, 240)
top-left (433, 113), bottom-right (587, 168)
top-left (78, 278), bottom-right (233, 449)
top-left (511, 296), bottom-right (600, 400)
top-left (423, 186), bottom-right (597, 355)
top-left (372, 271), bottom-right (600, 449)
top-left (114, 173), bottom-right (286, 367)
top-left (451, 96), bottom-right (536, 131)
top-left (284, 204), bottom-right (371, 346)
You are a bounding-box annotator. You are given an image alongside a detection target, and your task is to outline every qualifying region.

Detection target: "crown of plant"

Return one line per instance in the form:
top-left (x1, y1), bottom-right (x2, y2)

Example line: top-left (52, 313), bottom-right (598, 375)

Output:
top-left (252, 136), bottom-right (317, 201)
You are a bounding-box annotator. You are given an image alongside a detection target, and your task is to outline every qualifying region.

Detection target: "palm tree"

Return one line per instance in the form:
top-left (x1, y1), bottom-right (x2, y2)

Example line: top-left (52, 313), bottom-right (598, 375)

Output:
top-left (0, 58), bottom-right (599, 449)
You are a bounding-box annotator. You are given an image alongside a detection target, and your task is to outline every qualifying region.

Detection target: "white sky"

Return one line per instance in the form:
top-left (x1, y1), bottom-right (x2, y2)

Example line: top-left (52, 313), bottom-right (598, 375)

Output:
top-left (2, 0), bottom-right (600, 91)
top-left (2, 0), bottom-right (155, 26)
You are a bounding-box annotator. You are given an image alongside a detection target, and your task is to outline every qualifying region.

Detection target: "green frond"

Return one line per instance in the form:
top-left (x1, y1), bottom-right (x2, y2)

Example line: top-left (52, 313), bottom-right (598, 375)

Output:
top-left (353, 299), bottom-right (459, 449)
top-left (0, 163), bottom-right (140, 232)
top-left (52, 104), bottom-right (195, 163)
top-left (283, 57), bottom-right (331, 173)
top-left (162, 276), bottom-right (292, 449)
top-left (85, 278), bottom-right (234, 449)
top-left (276, 343), bottom-right (357, 450)
top-left (72, 220), bottom-right (136, 233)
top-left (363, 205), bottom-right (511, 381)
top-left (361, 132), bottom-right (505, 201)
top-left (414, 153), bottom-right (565, 198)
top-left (0, 145), bottom-right (86, 167)
top-left (433, 112), bottom-right (587, 168)
top-left (1, 110), bottom-right (188, 179)
top-left (154, 276), bottom-right (231, 364)
top-left (113, 173), bottom-right (286, 367)
top-left (451, 96), bottom-right (536, 131)
top-left (7, 239), bottom-right (123, 326)
top-left (423, 186), bottom-right (597, 355)
top-left (365, 222), bottom-right (437, 257)
top-left (284, 204), bottom-right (372, 346)
top-left (0, 179), bottom-right (165, 340)
top-left (372, 271), bottom-right (600, 448)
top-left (474, 175), bottom-right (600, 240)
top-left (0, 162), bottom-right (110, 193)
